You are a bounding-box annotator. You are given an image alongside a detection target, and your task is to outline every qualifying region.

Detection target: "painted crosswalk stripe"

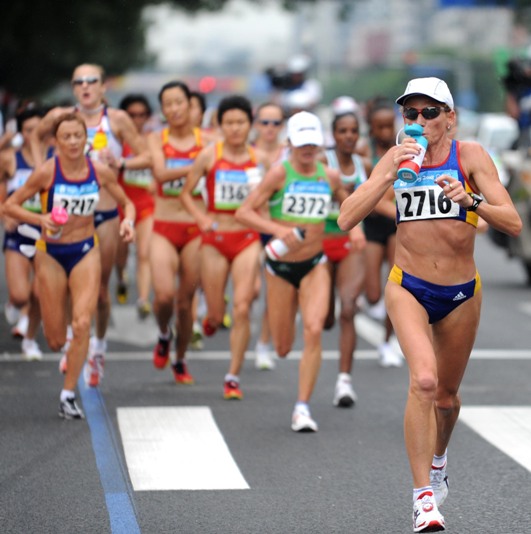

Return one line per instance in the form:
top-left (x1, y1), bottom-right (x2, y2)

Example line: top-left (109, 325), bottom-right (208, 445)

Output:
top-left (460, 406), bottom-right (531, 472)
top-left (117, 406), bottom-right (250, 491)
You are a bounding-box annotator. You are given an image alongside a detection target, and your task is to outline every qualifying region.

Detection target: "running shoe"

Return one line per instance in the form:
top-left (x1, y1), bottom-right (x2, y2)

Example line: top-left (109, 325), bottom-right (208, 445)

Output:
top-left (84, 354), bottom-right (104, 387)
top-left (221, 295), bottom-right (232, 329)
top-left (223, 379), bottom-right (243, 400)
top-left (172, 360), bottom-right (195, 385)
top-left (202, 317), bottom-right (217, 337)
top-left (136, 299), bottom-right (151, 320)
top-left (153, 332), bottom-right (172, 369)
top-left (378, 342), bottom-right (403, 368)
top-left (430, 464), bottom-right (449, 508)
top-left (11, 315), bottom-right (29, 339)
top-left (291, 409), bottom-right (319, 432)
top-left (22, 338), bottom-right (43, 362)
top-left (59, 354), bottom-right (67, 374)
top-left (333, 376), bottom-right (358, 408)
top-left (116, 278), bottom-right (128, 305)
top-left (189, 322), bottom-right (204, 350)
top-left (58, 396), bottom-right (85, 420)
top-left (255, 342), bottom-right (275, 370)
top-left (412, 491), bottom-right (445, 532)
top-left (4, 302), bottom-right (20, 325)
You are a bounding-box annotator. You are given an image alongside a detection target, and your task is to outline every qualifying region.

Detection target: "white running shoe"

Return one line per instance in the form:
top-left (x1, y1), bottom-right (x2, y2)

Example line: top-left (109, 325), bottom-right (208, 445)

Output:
top-left (430, 464), bottom-right (449, 508)
top-left (11, 314), bottom-right (29, 339)
top-left (189, 321), bottom-right (204, 351)
top-left (291, 409), bottom-right (318, 432)
top-left (413, 491), bottom-right (445, 532)
top-left (58, 354), bottom-right (67, 374)
top-left (4, 302), bottom-right (20, 325)
top-left (255, 342), bottom-right (275, 370)
top-left (58, 396), bottom-right (84, 420)
top-left (378, 342), bottom-right (403, 368)
top-left (333, 374), bottom-right (358, 407)
top-left (22, 338), bottom-right (43, 361)
top-left (84, 354), bottom-right (104, 387)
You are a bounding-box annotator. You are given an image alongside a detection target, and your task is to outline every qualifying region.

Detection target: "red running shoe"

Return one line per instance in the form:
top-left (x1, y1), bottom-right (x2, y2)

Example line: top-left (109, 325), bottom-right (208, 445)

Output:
top-left (153, 332), bottom-right (172, 369)
top-left (223, 379), bottom-right (243, 400)
top-left (202, 317), bottom-right (217, 337)
top-left (172, 360), bottom-right (195, 385)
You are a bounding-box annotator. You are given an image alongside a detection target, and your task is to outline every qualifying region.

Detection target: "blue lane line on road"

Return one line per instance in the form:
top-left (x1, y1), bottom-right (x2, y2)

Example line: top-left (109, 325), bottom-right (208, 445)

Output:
top-left (78, 378), bottom-right (141, 534)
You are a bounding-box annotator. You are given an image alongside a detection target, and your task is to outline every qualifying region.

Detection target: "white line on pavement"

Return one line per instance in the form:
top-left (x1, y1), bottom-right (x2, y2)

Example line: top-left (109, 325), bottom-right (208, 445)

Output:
top-left (117, 406), bottom-right (250, 491)
top-left (460, 407), bottom-right (531, 473)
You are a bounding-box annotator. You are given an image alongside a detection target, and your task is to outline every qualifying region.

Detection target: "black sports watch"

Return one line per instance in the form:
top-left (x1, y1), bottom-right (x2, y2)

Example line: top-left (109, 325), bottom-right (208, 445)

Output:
top-left (466, 193), bottom-right (483, 212)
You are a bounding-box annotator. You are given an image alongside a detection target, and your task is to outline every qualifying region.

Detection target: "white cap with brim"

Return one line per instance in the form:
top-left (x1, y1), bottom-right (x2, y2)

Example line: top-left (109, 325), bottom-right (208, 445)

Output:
top-left (396, 77), bottom-right (454, 110)
top-left (287, 111), bottom-right (324, 147)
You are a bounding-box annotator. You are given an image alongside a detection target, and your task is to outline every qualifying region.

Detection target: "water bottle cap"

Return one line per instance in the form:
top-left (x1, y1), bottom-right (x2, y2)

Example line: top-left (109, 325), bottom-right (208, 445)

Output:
top-left (404, 123), bottom-right (424, 136)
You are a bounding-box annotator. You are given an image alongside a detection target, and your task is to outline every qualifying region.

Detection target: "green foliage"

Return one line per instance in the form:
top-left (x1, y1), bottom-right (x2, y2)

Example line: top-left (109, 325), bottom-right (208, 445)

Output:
top-left (0, 0), bottom-right (233, 99)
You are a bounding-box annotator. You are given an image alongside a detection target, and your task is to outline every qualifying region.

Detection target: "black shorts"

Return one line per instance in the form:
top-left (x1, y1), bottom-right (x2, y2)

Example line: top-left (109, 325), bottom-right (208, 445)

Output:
top-left (363, 214), bottom-right (396, 245)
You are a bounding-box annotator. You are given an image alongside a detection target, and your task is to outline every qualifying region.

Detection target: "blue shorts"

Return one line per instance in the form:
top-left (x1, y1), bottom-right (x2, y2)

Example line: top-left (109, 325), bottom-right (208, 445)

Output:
top-left (35, 236), bottom-right (98, 277)
top-left (94, 208), bottom-right (119, 228)
top-left (3, 225), bottom-right (38, 257)
top-left (388, 264), bottom-right (481, 324)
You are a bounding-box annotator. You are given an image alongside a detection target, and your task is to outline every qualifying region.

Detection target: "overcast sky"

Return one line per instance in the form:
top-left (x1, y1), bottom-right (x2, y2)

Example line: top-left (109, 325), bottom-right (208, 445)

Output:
top-left (144, 0), bottom-right (295, 72)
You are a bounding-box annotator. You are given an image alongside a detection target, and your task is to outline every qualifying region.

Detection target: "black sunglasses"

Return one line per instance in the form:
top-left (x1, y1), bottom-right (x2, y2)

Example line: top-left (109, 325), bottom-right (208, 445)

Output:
top-left (403, 106), bottom-right (449, 120)
top-left (72, 76), bottom-right (101, 86)
top-left (259, 119), bottom-right (282, 127)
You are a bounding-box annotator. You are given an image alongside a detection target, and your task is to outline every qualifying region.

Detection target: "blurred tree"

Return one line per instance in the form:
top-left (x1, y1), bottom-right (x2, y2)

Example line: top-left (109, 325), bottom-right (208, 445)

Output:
top-left (0, 0), bottom-right (245, 99)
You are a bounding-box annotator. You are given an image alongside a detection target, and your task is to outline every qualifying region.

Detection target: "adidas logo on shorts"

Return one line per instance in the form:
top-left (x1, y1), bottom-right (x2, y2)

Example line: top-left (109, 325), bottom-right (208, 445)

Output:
top-left (453, 291), bottom-right (466, 301)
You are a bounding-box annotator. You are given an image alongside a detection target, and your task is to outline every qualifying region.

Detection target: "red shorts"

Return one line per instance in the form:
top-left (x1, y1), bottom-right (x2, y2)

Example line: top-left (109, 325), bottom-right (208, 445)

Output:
top-left (118, 196), bottom-right (155, 225)
top-left (323, 235), bottom-right (351, 263)
top-left (153, 220), bottom-right (201, 252)
top-left (202, 229), bottom-right (260, 262)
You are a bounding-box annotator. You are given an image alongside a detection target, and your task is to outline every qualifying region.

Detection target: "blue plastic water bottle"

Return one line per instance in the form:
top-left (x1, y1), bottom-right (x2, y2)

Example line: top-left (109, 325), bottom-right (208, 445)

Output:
top-left (397, 124), bottom-right (428, 183)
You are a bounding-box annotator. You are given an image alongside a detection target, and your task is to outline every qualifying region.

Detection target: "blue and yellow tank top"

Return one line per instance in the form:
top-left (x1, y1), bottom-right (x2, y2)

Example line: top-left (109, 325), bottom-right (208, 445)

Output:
top-left (41, 156), bottom-right (100, 217)
top-left (7, 151), bottom-right (41, 213)
top-left (394, 140), bottom-right (479, 227)
top-left (269, 160), bottom-right (331, 224)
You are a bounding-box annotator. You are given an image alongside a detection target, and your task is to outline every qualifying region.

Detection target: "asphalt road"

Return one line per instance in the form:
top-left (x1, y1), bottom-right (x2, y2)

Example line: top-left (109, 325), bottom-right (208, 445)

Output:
top-left (1, 231), bottom-right (531, 534)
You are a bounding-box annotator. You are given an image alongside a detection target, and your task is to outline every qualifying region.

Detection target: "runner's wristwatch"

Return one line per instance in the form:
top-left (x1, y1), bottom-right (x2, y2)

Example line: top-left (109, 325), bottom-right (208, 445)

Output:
top-left (466, 193), bottom-right (483, 212)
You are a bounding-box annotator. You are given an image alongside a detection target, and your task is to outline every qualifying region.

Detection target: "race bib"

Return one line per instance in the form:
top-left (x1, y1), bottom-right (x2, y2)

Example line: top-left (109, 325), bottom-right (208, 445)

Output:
top-left (162, 158), bottom-right (192, 196)
top-left (22, 193), bottom-right (42, 213)
top-left (124, 168), bottom-right (153, 189)
top-left (53, 182), bottom-right (100, 216)
top-left (395, 170), bottom-right (460, 222)
top-left (281, 181), bottom-right (331, 222)
top-left (213, 168), bottom-right (259, 210)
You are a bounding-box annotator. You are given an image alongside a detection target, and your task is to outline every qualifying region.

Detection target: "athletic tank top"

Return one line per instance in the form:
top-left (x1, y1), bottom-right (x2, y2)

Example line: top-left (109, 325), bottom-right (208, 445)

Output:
top-left (324, 149), bottom-right (367, 234)
top-left (84, 107), bottom-right (123, 162)
top-left (159, 127), bottom-right (203, 198)
top-left (269, 160), bottom-right (331, 224)
top-left (41, 156), bottom-right (100, 217)
top-left (394, 140), bottom-right (479, 228)
top-left (205, 142), bottom-right (262, 214)
top-left (8, 151), bottom-right (41, 213)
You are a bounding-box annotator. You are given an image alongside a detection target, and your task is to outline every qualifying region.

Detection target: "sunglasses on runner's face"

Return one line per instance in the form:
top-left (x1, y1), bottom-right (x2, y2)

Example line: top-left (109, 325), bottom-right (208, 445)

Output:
top-left (72, 76), bottom-right (101, 86)
top-left (259, 119), bottom-right (282, 126)
top-left (403, 106), bottom-right (447, 120)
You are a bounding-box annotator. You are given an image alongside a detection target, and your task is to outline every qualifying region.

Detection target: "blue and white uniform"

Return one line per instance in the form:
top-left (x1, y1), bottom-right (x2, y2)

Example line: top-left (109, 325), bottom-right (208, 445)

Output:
top-left (390, 140), bottom-right (482, 323)
top-left (36, 156), bottom-right (100, 276)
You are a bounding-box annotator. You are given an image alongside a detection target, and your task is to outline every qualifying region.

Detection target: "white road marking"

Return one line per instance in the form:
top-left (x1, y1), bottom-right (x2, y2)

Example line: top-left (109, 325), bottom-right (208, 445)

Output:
top-left (5, 348), bottom-right (531, 363)
top-left (518, 302), bottom-right (531, 317)
top-left (117, 406), bottom-right (249, 491)
top-left (460, 407), bottom-right (531, 473)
